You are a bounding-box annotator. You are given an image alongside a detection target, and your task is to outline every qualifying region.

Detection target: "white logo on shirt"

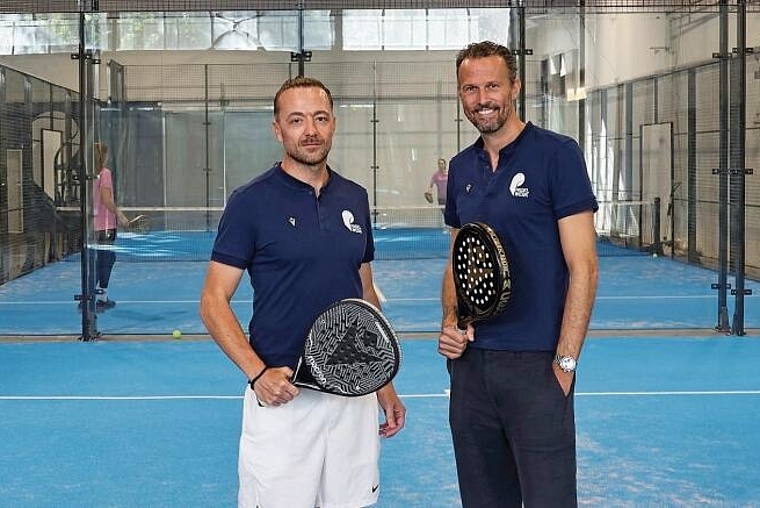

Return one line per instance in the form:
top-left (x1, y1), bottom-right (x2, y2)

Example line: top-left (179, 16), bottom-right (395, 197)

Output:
top-left (288, 217), bottom-right (296, 227)
top-left (465, 184), bottom-right (473, 193)
top-left (342, 210), bottom-right (363, 234)
top-left (509, 173), bottom-right (529, 198)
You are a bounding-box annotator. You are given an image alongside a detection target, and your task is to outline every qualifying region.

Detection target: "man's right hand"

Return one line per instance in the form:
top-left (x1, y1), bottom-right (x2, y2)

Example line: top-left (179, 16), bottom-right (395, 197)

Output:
top-left (252, 366), bottom-right (300, 406)
top-left (438, 323), bottom-right (474, 359)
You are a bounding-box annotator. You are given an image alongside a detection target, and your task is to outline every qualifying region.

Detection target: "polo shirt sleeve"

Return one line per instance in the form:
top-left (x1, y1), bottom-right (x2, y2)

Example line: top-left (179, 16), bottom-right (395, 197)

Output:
top-left (551, 139), bottom-right (598, 220)
top-left (211, 191), bottom-right (256, 269)
top-left (361, 191), bottom-right (375, 264)
top-left (443, 161), bottom-right (461, 229)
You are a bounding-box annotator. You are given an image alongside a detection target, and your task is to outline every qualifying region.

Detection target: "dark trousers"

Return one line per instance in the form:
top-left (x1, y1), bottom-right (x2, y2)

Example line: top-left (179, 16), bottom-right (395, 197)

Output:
top-left (448, 348), bottom-right (577, 508)
top-left (94, 229), bottom-right (116, 289)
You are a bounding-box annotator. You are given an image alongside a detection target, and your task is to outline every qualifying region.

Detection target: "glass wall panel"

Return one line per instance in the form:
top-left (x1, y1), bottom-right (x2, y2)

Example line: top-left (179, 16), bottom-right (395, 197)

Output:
top-left (330, 101), bottom-right (374, 196)
top-left (223, 108), bottom-right (282, 193)
top-left (164, 110), bottom-right (224, 207)
top-left (1, 3), bottom-right (758, 338)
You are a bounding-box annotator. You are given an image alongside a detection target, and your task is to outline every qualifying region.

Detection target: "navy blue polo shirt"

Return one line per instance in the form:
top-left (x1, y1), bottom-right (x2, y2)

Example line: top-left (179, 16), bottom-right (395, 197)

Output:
top-left (211, 164), bottom-right (374, 368)
top-left (444, 122), bottom-right (598, 351)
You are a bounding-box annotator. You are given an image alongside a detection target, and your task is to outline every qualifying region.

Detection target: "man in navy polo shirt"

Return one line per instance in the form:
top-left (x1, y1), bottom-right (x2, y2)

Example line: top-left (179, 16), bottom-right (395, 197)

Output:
top-left (200, 76), bottom-right (405, 508)
top-left (438, 41), bottom-right (599, 507)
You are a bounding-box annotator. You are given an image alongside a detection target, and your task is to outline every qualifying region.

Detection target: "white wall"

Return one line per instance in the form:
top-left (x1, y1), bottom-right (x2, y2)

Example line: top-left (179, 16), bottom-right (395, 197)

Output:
top-left (528, 11), bottom-right (760, 90)
top-left (585, 13), bottom-right (673, 85)
top-left (0, 54), bottom-right (79, 91)
top-left (2, 12), bottom-right (758, 98)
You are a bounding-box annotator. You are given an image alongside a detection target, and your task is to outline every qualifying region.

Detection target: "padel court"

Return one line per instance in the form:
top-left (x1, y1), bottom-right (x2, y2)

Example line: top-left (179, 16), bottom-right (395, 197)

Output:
top-left (2, 226), bottom-right (759, 336)
top-left (3, 3), bottom-right (760, 504)
top-left (1, 226), bottom-right (759, 506)
top-left (2, 337), bottom-right (760, 507)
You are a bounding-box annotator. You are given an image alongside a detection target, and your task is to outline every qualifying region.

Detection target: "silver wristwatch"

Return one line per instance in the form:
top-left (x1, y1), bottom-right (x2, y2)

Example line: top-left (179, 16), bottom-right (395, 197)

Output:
top-left (554, 355), bottom-right (577, 373)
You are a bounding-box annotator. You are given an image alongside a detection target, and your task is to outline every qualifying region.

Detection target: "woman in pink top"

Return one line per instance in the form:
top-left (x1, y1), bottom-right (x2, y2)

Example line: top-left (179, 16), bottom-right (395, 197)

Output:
top-left (425, 158), bottom-right (449, 205)
top-left (425, 158), bottom-right (449, 232)
top-left (92, 143), bottom-right (128, 311)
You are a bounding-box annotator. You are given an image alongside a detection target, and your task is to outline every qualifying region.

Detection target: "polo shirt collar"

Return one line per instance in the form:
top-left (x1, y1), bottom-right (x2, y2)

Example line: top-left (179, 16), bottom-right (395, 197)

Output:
top-left (474, 121), bottom-right (533, 158)
top-left (273, 162), bottom-right (335, 193)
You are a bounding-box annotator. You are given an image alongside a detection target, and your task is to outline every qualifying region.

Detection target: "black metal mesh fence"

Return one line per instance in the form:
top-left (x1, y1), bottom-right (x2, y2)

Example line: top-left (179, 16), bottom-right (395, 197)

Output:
top-left (0, 2), bottom-right (757, 335)
top-left (1, 1), bottom-right (757, 14)
top-left (0, 65), bottom-right (81, 285)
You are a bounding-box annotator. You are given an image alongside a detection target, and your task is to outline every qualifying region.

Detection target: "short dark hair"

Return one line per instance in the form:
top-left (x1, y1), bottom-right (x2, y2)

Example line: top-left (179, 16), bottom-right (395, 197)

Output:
top-left (456, 41), bottom-right (518, 83)
top-left (274, 76), bottom-right (334, 116)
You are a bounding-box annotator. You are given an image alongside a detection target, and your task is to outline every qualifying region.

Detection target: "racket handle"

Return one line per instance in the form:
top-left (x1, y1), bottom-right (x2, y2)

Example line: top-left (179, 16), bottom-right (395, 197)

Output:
top-left (291, 357), bottom-right (320, 390)
top-left (456, 317), bottom-right (471, 331)
top-left (290, 357), bottom-right (305, 384)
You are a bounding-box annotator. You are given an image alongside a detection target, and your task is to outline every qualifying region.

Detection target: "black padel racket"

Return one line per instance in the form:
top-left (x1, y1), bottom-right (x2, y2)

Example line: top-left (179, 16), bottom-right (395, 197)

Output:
top-left (127, 214), bottom-right (151, 233)
top-left (452, 222), bottom-right (511, 329)
top-left (292, 298), bottom-right (401, 397)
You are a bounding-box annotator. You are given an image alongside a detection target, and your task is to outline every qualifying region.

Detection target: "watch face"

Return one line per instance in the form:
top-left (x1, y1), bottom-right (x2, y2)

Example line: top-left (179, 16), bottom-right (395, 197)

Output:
top-left (557, 356), bottom-right (577, 372)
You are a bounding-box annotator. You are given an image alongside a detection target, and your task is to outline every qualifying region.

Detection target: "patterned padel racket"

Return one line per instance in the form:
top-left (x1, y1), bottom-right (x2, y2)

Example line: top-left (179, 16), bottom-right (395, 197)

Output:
top-left (292, 299), bottom-right (401, 397)
top-left (127, 214), bottom-right (151, 234)
top-left (452, 222), bottom-right (512, 329)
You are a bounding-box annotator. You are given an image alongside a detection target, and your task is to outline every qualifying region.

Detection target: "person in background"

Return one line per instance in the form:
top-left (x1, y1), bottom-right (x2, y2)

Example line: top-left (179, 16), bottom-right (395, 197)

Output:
top-left (438, 41), bottom-right (599, 508)
top-left (425, 158), bottom-right (449, 206)
top-left (426, 158), bottom-right (449, 231)
top-left (199, 76), bottom-right (406, 508)
top-left (90, 142), bottom-right (129, 311)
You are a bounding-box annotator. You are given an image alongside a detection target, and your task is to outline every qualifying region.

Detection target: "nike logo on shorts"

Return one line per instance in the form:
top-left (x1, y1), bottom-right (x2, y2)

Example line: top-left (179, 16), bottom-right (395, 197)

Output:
top-left (372, 484), bottom-right (379, 493)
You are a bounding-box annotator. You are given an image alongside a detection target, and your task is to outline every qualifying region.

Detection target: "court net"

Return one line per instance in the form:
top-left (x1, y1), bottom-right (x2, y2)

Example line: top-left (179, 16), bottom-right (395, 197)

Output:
top-left (595, 200), bottom-right (660, 256)
top-left (53, 202), bottom-right (658, 262)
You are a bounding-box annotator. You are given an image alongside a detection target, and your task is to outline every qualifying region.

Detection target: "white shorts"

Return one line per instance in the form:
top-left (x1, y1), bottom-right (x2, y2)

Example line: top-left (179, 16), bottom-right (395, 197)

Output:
top-left (238, 386), bottom-right (380, 508)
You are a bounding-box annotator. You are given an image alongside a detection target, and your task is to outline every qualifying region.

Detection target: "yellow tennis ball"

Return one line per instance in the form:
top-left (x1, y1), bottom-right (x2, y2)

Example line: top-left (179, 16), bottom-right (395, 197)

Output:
top-left (172, 329), bottom-right (182, 339)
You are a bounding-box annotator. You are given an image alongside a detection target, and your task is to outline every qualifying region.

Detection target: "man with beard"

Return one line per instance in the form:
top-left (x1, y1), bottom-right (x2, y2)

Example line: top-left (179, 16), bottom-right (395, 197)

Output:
top-left (200, 76), bottom-right (406, 508)
top-left (438, 41), bottom-right (599, 507)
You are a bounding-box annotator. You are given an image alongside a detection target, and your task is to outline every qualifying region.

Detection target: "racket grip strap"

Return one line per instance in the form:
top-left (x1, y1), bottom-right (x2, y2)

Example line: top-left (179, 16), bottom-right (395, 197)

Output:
top-left (248, 366), bottom-right (269, 389)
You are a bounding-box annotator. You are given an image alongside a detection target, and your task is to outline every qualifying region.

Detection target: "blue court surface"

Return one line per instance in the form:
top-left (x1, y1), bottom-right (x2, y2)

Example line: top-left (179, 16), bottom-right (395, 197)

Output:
top-left (1, 254), bottom-right (759, 337)
top-left (1, 337), bottom-right (760, 506)
top-left (1, 228), bottom-right (759, 505)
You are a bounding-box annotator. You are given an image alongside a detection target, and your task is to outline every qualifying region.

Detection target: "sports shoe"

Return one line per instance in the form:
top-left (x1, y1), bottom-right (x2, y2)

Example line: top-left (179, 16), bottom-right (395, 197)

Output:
top-left (96, 299), bottom-right (116, 311)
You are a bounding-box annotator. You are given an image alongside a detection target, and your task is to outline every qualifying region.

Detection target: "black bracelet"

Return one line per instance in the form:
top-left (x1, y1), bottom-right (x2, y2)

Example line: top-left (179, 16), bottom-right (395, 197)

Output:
top-left (248, 366), bottom-right (269, 389)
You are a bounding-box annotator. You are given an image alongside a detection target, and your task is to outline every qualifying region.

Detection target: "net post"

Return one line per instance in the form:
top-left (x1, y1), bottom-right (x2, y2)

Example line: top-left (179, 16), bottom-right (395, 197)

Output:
top-left (651, 197), bottom-right (663, 256)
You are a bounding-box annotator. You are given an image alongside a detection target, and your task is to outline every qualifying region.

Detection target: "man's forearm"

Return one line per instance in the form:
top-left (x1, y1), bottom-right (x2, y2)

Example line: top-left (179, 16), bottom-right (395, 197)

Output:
top-left (556, 268), bottom-right (598, 359)
top-left (441, 261), bottom-right (458, 326)
top-left (200, 295), bottom-right (264, 379)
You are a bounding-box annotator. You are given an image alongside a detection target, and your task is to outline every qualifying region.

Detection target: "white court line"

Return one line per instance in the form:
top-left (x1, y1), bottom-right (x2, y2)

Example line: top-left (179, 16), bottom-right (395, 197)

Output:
top-left (578, 390), bottom-right (760, 396)
top-left (0, 395), bottom-right (242, 400)
top-left (0, 394), bottom-right (448, 401)
top-left (0, 300), bottom-right (255, 305)
top-left (5, 294), bottom-right (754, 305)
top-left (374, 294), bottom-right (759, 302)
top-left (2, 390), bottom-right (760, 401)
top-left (596, 295), bottom-right (721, 300)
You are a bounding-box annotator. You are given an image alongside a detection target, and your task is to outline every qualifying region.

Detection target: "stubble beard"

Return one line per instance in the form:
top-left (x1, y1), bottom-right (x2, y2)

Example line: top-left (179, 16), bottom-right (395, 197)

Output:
top-left (467, 103), bottom-right (512, 135)
top-left (288, 140), bottom-right (330, 167)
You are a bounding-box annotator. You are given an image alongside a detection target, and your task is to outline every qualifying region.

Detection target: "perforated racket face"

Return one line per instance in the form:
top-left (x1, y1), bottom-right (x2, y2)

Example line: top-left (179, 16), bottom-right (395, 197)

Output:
top-left (128, 215), bottom-right (151, 234)
top-left (300, 299), bottom-right (401, 396)
top-left (452, 222), bottom-right (511, 320)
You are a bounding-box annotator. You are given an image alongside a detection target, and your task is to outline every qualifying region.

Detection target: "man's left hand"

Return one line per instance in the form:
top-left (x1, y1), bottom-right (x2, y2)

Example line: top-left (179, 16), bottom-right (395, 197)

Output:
top-left (552, 364), bottom-right (574, 396)
top-left (376, 384), bottom-right (406, 438)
